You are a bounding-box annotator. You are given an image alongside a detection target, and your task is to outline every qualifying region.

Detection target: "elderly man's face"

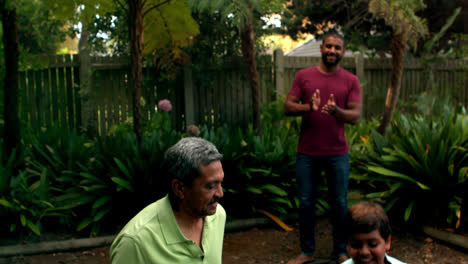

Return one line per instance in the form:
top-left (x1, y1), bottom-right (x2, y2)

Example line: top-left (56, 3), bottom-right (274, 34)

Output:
top-left (181, 160), bottom-right (224, 218)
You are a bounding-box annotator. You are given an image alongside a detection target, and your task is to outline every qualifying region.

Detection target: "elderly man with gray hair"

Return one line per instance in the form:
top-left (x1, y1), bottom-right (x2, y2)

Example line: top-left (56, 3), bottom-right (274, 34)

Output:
top-left (110, 137), bottom-right (226, 263)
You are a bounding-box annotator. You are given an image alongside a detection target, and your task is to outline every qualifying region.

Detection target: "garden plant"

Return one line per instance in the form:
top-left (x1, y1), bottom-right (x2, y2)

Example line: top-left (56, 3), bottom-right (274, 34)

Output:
top-left (1, 94), bottom-right (467, 242)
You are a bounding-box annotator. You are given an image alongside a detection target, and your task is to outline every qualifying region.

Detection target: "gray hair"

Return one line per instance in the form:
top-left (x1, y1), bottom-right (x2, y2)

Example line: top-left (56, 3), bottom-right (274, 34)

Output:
top-left (164, 137), bottom-right (222, 208)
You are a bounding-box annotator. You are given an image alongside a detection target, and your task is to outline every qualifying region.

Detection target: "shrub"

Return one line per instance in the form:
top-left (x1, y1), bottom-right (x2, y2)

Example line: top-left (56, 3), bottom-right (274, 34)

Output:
top-left (351, 106), bottom-right (468, 229)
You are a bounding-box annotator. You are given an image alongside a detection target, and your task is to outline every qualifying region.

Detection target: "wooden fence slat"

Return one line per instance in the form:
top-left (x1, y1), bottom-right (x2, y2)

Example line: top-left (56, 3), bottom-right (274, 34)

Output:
top-left (219, 71), bottom-right (227, 126)
top-left (98, 79), bottom-right (107, 137)
top-left (65, 55), bottom-right (75, 129)
top-left (42, 69), bottom-right (51, 128)
top-left (49, 56), bottom-right (59, 125)
top-left (18, 71), bottom-right (28, 123)
top-left (113, 70), bottom-right (120, 124)
top-left (57, 55), bottom-right (68, 128)
top-left (27, 70), bottom-right (37, 128)
top-left (34, 70), bottom-right (44, 127)
top-left (73, 54), bottom-right (81, 130)
top-left (120, 69), bottom-right (128, 123)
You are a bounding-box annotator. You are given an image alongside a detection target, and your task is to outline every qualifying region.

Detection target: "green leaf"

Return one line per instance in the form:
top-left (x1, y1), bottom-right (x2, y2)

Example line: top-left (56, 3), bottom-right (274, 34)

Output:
top-left (246, 186), bottom-right (262, 194)
top-left (458, 167), bottom-right (468, 183)
top-left (111, 177), bottom-right (134, 192)
top-left (40, 201), bottom-right (54, 208)
top-left (404, 201), bottom-right (415, 222)
top-left (381, 155), bottom-right (399, 162)
top-left (367, 166), bottom-right (431, 190)
top-left (270, 197), bottom-right (291, 205)
top-left (38, 168), bottom-right (49, 200)
top-left (243, 168), bottom-right (271, 175)
top-left (385, 197), bottom-right (399, 212)
top-left (26, 220), bottom-right (41, 235)
top-left (20, 214), bottom-right (26, 226)
top-left (30, 180), bottom-right (41, 191)
top-left (261, 184), bottom-right (287, 196)
top-left (9, 223), bottom-right (16, 232)
top-left (93, 207), bottom-right (111, 222)
top-left (316, 198), bottom-right (330, 211)
top-left (82, 184), bottom-right (107, 192)
top-left (92, 196), bottom-right (112, 210)
top-left (74, 195), bottom-right (96, 206)
top-left (77, 218), bottom-right (93, 231)
top-left (0, 199), bottom-right (14, 208)
top-left (79, 172), bottom-right (105, 184)
top-left (365, 192), bottom-right (386, 199)
top-left (448, 164), bottom-right (454, 176)
top-left (113, 158), bottom-right (132, 180)
top-left (53, 192), bottom-right (82, 202)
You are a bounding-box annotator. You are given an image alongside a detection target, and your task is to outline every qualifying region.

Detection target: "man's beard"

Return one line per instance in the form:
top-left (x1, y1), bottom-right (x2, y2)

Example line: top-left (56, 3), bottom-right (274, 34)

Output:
top-left (321, 52), bottom-right (342, 67)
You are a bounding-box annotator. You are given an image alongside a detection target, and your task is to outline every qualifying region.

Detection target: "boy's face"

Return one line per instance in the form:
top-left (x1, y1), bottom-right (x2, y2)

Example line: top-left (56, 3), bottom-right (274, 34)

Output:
top-left (347, 230), bottom-right (391, 264)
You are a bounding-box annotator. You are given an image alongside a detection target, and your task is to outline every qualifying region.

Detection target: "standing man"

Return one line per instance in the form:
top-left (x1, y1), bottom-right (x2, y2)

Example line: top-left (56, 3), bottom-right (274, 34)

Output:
top-left (285, 32), bottom-right (362, 264)
top-left (110, 137), bottom-right (226, 263)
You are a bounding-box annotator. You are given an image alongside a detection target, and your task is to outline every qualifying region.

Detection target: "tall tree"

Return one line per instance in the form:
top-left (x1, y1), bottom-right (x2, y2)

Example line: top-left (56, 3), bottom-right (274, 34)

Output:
top-left (188, 0), bottom-right (282, 136)
top-left (48, 0), bottom-right (198, 141)
top-left (0, 0), bottom-right (20, 157)
top-left (281, 0), bottom-right (465, 56)
top-left (18, 0), bottom-right (67, 56)
top-left (280, 0), bottom-right (391, 52)
top-left (369, 0), bottom-right (428, 135)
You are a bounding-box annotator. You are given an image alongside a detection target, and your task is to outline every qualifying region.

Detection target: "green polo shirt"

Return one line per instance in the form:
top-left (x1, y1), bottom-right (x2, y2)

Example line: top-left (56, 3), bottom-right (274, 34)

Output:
top-left (110, 195), bottom-right (226, 264)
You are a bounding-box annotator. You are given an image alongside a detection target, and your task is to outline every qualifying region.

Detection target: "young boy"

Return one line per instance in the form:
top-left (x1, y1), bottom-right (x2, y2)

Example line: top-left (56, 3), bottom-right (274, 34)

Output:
top-left (342, 201), bottom-right (406, 264)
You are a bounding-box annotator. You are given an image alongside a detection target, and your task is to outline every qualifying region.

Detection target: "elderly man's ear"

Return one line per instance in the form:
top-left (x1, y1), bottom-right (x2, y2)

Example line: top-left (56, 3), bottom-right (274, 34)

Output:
top-left (171, 179), bottom-right (185, 199)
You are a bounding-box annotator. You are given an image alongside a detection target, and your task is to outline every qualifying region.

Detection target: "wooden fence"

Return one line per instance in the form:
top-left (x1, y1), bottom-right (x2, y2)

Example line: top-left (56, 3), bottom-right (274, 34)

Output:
top-left (18, 55), bottom-right (81, 131)
top-left (17, 52), bottom-right (467, 136)
top-left (18, 54), bottom-right (275, 136)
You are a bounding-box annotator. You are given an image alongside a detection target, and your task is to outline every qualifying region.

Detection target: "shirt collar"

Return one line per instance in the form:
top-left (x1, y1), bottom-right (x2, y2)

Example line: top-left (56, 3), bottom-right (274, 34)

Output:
top-left (158, 195), bottom-right (218, 244)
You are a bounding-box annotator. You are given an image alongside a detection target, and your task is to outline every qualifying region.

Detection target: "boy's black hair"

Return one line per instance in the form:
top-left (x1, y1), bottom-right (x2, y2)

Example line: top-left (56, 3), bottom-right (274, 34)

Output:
top-left (344, 201), bottom-right (391, 241)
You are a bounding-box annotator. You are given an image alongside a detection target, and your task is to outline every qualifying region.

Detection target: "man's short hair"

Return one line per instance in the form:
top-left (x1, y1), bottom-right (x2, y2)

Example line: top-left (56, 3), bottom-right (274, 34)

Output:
top-left (322, 31), bottom-right (345, 45)
top-left (344, 201), bottom-right (391, 241)
top-left (163, 137), bottom-right (222, 209)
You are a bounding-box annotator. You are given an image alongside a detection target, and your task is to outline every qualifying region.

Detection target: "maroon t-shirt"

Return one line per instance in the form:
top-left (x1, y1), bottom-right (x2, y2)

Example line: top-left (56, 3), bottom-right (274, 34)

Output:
top-left (289, 66), bottom-right (361, 156)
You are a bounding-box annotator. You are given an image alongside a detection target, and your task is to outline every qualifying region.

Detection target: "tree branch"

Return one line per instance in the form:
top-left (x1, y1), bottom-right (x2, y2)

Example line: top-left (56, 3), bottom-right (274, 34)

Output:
top-left (345, 7), bottom-right (368, 28)
top-left (112, 0), bottom-right (127, 12)
top-left (143, 0), bottom-right (171, 17)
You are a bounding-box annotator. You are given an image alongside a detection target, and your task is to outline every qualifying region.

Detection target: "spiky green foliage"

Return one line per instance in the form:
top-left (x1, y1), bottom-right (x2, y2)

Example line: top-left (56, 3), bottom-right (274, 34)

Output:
top-left (189, 0), bottom-right (256, 29)
top-left (47, 0), bottom-right (199, 57)
top-left (143, 1), bottom-right (199, 56)
top-left (369, 0), bottom-right (428, 50)
top-left (188, 0), bottom-right (282, 30)
top-left (351, 98), bottom-right (468, 228)
top-left (46, 0), bottom-right (115, 25)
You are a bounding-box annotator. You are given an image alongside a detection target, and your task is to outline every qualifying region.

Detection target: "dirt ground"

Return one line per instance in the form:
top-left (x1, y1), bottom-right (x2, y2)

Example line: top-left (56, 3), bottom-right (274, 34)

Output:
top-left (1, 217), bottom-right (467, 264)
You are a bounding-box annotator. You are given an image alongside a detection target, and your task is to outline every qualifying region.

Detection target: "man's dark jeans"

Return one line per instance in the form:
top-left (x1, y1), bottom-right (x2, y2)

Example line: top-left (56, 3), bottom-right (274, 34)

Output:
top-left (296, 152), bottom-right (349, 257)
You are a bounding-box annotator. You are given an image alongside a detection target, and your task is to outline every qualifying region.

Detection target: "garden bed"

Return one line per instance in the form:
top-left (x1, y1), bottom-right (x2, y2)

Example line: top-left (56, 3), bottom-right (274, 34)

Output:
top-left (1, 216), bottom-right (467, 264)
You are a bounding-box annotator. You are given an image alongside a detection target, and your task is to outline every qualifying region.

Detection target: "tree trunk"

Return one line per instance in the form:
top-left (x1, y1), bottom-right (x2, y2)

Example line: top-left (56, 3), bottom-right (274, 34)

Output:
top-left (127, 0), bottom-right (144, 143)
top-left (1, 0), bottom-right (20, 156)
top-left (78, 29), bottom-right (97, 136)
top-left (377, 33), bottom-right (407, 135)
top-left (240, 7), bottom-right (261, 136)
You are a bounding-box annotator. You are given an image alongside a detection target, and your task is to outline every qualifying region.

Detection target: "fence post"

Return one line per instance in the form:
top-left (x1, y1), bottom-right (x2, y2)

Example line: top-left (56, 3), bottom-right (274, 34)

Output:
top-left (274, 49), bottom-right (285, 99)
top-left (78, 30), bottom-right (97, 135)
top-left (354, 52), bottom-right (365, 118)
top-left (184, 61), bottom-right (195, 128)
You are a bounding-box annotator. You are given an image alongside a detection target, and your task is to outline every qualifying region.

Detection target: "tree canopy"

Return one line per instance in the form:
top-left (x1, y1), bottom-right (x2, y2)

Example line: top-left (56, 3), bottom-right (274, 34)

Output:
top-left (280, 0), bottom-right (466, 57)
top-left (46, 0), bottom-right (199, 140)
